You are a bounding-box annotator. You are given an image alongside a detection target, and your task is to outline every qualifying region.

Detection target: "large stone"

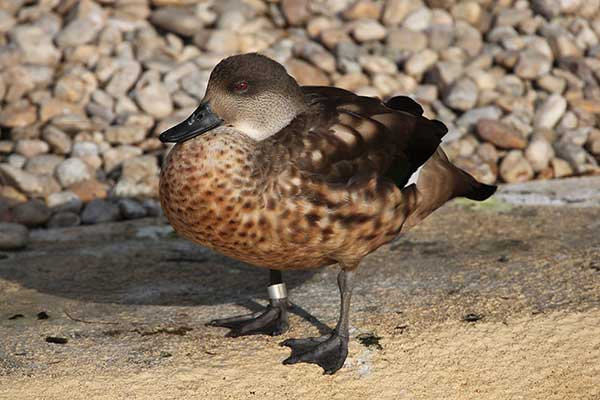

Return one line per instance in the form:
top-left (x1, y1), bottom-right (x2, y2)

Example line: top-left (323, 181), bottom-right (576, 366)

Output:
top-left (352, 19), bottom-right (387, 42)
top-left (280, 0), bottom-right (310, 26)
top-left (105, 61), bottom-right (142, 97)
top-left (0, 101), bottom-right (37, 128)
top-left (47, 212), bottom-right (81, 229)
top-left (81, 199), bottom-right (121, 225)
top-left (56, 0), bottom-right (107, 48)
top-left (285, 59), bottom-right (330, 86)
top-left (105, 125), bottom-right (147, 145)
top-left (102, 145), bottom-right (143, 172)
top-left (12, 199), bottom-right (51, 227)
top-left (382, 0), bottom-right (422, 26)
top-left (14, 140), bottom-right (49, 159)
top-left (68, 179), bottom-right (109, 202)
top-left (11, 25), bottom-right (61, 65)
top-left (534, 94), bottom-right (567, 129)
top-left (43, 126), bottom-right (72, 155)
top-left (55, 158), bottom-right (91, 188)
top-left (24, 154), bottom-right (64, 176)
top-left (46, 191), bottom-right (83, 213)
top-left (514, 49), bottom-right (552, 80)
top-left (404, 49), bottom-right (438, 77)
top-left (444, 78), bottom-right (478, 112)
top-left (499, 150), bottom-right (534, 183)
top-left (525, 139), bottom-right (555, 172)
top-left (386, 28), bottom-right (428, 53)
top-left (0, 223), bottom-right (29, 250)
top-left (135, 82), bottom-right (173, 119)
top-left (0, 164), bottom-right (45, 197)
top-left (150, 7), bottom-right (202, 36)
top-left (113, 156), bottom-right (159, 198)
top-left (476, 119), bottom-right (527, 150)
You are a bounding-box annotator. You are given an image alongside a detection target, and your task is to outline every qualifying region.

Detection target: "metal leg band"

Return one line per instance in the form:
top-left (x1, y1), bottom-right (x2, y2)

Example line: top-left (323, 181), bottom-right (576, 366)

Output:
top-left (267, 283), bottom-right (287, 300)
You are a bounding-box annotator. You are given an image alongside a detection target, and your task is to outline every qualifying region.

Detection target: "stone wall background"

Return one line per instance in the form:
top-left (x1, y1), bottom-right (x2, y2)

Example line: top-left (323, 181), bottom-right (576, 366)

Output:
top-left (0, 0), bottom-right (600, 233)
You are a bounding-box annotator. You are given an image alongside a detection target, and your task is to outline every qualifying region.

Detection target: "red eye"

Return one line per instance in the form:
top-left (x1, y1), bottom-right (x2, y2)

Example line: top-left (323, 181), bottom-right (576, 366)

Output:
top-left (234, 81), bottom-right (248, 92)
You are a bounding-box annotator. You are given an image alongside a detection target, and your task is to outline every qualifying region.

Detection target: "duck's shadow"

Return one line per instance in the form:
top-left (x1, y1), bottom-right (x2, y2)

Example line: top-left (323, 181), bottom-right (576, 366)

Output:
top-left (0, 235), bottom-right (330, 332)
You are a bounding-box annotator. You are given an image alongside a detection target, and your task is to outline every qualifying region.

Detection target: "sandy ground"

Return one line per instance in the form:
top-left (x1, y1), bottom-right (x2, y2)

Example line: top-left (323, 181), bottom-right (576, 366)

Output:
top-left (1, 178), bottom-right (599, 399)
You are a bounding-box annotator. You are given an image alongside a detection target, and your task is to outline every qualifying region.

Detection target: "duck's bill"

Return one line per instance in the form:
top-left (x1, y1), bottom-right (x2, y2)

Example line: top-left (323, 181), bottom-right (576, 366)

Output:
top-left (159, 103), bottom-right (223, 143)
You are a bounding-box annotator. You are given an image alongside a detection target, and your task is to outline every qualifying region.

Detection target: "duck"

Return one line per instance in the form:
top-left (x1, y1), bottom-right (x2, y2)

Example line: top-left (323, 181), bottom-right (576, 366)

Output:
top-left (158, 53), bottom-right (496, 374)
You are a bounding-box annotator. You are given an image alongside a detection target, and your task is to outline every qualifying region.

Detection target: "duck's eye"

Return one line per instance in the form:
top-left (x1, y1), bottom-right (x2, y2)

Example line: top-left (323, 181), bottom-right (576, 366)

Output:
top-left (233, 81), bottom-right (248, 93)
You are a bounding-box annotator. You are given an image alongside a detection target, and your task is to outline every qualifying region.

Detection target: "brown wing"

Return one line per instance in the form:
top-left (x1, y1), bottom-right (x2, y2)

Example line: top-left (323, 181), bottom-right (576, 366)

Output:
top-left (258, 86), bottom-right (447, 188)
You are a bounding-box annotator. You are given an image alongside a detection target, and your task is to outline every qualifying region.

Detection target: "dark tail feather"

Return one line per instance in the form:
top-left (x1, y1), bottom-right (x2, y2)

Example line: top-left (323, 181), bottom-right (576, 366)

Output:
top-left (464, 181), bottom-right (497, 201)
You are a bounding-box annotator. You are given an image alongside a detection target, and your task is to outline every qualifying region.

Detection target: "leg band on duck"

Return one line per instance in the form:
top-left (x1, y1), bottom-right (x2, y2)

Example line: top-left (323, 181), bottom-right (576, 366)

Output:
top-left (267, 283), bottom-right (287, 301)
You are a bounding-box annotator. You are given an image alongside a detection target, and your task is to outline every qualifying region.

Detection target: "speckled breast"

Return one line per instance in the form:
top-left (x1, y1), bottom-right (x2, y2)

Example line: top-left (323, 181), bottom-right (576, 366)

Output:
top-left (159, 130), bottom-right (336, 270)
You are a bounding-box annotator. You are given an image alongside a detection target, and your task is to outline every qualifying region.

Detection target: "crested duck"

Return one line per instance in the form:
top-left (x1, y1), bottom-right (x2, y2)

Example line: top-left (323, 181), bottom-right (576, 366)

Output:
top-left (159, 53), bottom-right (496, 374)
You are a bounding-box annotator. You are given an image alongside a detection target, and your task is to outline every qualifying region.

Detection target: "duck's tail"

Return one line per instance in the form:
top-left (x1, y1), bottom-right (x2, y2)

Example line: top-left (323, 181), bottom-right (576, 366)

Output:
top-left (401, 147), bottom-right (496, 230)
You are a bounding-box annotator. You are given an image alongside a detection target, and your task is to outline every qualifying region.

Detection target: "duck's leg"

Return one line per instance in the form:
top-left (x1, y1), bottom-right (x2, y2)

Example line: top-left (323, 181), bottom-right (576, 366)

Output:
top-left (281, 267), bottom-right (354, 374)
top-left (207, 269), bottom-right (289, 337)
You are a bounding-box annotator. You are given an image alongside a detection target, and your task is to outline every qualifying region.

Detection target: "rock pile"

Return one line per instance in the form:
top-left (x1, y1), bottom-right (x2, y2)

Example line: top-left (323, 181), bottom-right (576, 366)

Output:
top-left (1, 0), bottom-right (600, 241)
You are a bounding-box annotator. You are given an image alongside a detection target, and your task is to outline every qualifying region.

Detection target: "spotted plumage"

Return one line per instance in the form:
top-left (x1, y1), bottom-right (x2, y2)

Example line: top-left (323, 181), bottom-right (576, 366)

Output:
top-left (159, 53), bottom-right (496, 374)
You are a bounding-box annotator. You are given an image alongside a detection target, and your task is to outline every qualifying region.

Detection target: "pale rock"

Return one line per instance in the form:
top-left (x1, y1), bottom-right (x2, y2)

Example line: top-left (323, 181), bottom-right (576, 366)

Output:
top-left (382, 0), bottom-right (423, 26)
top-left (0, 101), bottom-right (37, 128)
top-left (43, 126), bottom-right (72, 154)
top-left (402, 7), bottom-right (431, 32)
top-left (102, 145), bottom-right (143, 172)
top-left (56, 0), bottom-right (107, 48)
top-left (280, 0), bottom-right (310, 26)
top-left (114, 156), bottom-right (159, 198)
top-left (405, 49), bottom-right (438, 77)
top-left (285, 59), bottom-right (330, 86)
top-left (105, 125), bottom-right (147, 145)
top-left (150, 7), bottom-right (202, 36)
top-left (444, 78), bottom-right (478, 111)
top-left (514, 49), bottom-right (552, 80)
top-left (0, 164), bottom-right (45, 197)
top-left (135, 81), bottom-right (173, 119)
top-left (525, 139), bottom-right (555, 172)
top-left (11, 25), bottom-right (61, 65)
top-left (55, 158), bottom-right (91, 188)
top-left (24, 154), bottom-right (63, 176)
top-left (358, 55), bottom-right (398, 75)
top-left (499, 150), bottom-right (534, 183)
top-left (476, 119), bottom-right (527, 149)
top-left (551, 157), bottom-right (573, 177)
top-left (386, 28), bottom-right (428, 53)
top-left (534, 94), bottom-right (567, 129)
top-left (106, 61), bottom-right (142, 97)
top-left (352, 19), bottom-right (387, 42)
top-left (46, 191), bottom-right (83, 213)
top-left (15, 139), bottom-right (49, 158)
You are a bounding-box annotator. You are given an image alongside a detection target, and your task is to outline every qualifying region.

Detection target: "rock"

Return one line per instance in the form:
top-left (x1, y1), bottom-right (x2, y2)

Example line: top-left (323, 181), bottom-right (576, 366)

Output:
top-left (81, 199), bottom-right (121, 225)
top-left (24, 154), bottom-right (64, 176)
top-left (404, 49), bottom-right (438, 77)
top-left (14, 140), bottom-right (49, 159)
top-left (352, 19), bottom-right (387, 42)
top-left (68, 179), bottom-right (109, 202)
top-left (386, 28), bottom-right (428, 53)
top-left (204, 30), bottom-right (239, 54)
top-left (105, 61), bottom-right (142, 97)
top-left (118, 198), bottom-right (148, 219)
top-left (343, 0), bottom-right (381, 20)
top-left (551, 157), bottom-right (573, 178)
top-left (451, 1), bottom-right (482, 24)
top-left (51, 114), bottom-right (93, 134)
top-left (534, 94), bottom-right (567, 129)
top-left (141, 199), bottom-right (163, 217)
top-left (39, 99), bottom-right (84, 123)
top-left (42, 126), bottom-right (72, 155)
top-left (537, 74), bottom-right (566, 94)
top-left (476, 119), bottom-right (527, 150)
top-left (0, 164), bottom-right (45, 197)
top-left (285, 59), bottom-right (330, 86)
top-left (7, 155), bottom-right (27, 169)
top-left (554, 141), bottom-right (596, 172)
top-left (11, 25), bottom-right (61, 65)
top-left (46, 191), bottom-right (83, 213)
top-left (105, 125), bottom-right (147, 145)
top-left (55, 158), bottom-right (91, 188)
top-left (0, 101), bottom-right (37, 128)
top-left (499, 150), bottom-right (534, 183)
top-left (135, 82), bottom-right (173, 119)
top-left (444, 78), bottom-right (478, 111)
top-left (56, 0), bottom-right (107, 48)
top-left (402, 7), bottom-right (432, 32)
top-left (0, 141), bottom-right (13, 153)
top-left (280, 0), bottom-right (310, 26)
top-left (569, 98), bottom-right (600, 114)
top-left (12, 199), bottom-right (51, 227)
top-left (525, 139), bottom-right (555, 172)
top-left (382, 0), bottom-right (422, 26)
top-left (532, 0), bottom-right (560, 19)
top-left (47, 212), bottom-right (81, 228)
top-left (0, 223), bottom-right (29, 250)
top-left (54, 74), bottom-right (88, 103)
top-left (0, 186), bottom-right (27, 206)
top-left (514, 49), bottom-right (552, 80)
top-left (359, 55), bottom-right (398, 75)
top-left (102, 145), bottom-right (143, 172)
top-left (150, 7), bottom-right (202, 36)
top-left (113, 156), bottom-right (159, 198)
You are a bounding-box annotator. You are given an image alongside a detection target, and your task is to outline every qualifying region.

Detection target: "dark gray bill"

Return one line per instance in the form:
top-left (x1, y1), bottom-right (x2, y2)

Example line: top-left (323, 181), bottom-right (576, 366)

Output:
top-left (159, 102), bottom-right (223, 143)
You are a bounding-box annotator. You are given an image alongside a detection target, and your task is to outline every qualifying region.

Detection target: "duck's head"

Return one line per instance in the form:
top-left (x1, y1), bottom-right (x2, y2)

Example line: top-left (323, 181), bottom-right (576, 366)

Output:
top-left (159, 53), bottom-right (306, 143)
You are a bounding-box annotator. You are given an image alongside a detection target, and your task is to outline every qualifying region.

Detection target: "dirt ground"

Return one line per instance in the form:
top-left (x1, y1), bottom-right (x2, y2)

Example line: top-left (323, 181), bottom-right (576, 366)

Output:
top-left (1, 178), bottom-right (599, 400)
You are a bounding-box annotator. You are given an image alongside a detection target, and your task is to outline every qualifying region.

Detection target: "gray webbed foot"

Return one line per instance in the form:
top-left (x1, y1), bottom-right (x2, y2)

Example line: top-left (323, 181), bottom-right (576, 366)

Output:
top-left (207, 299), bottom-right (289, 337)
top-left (281, 333), bottom-right (349, 374)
